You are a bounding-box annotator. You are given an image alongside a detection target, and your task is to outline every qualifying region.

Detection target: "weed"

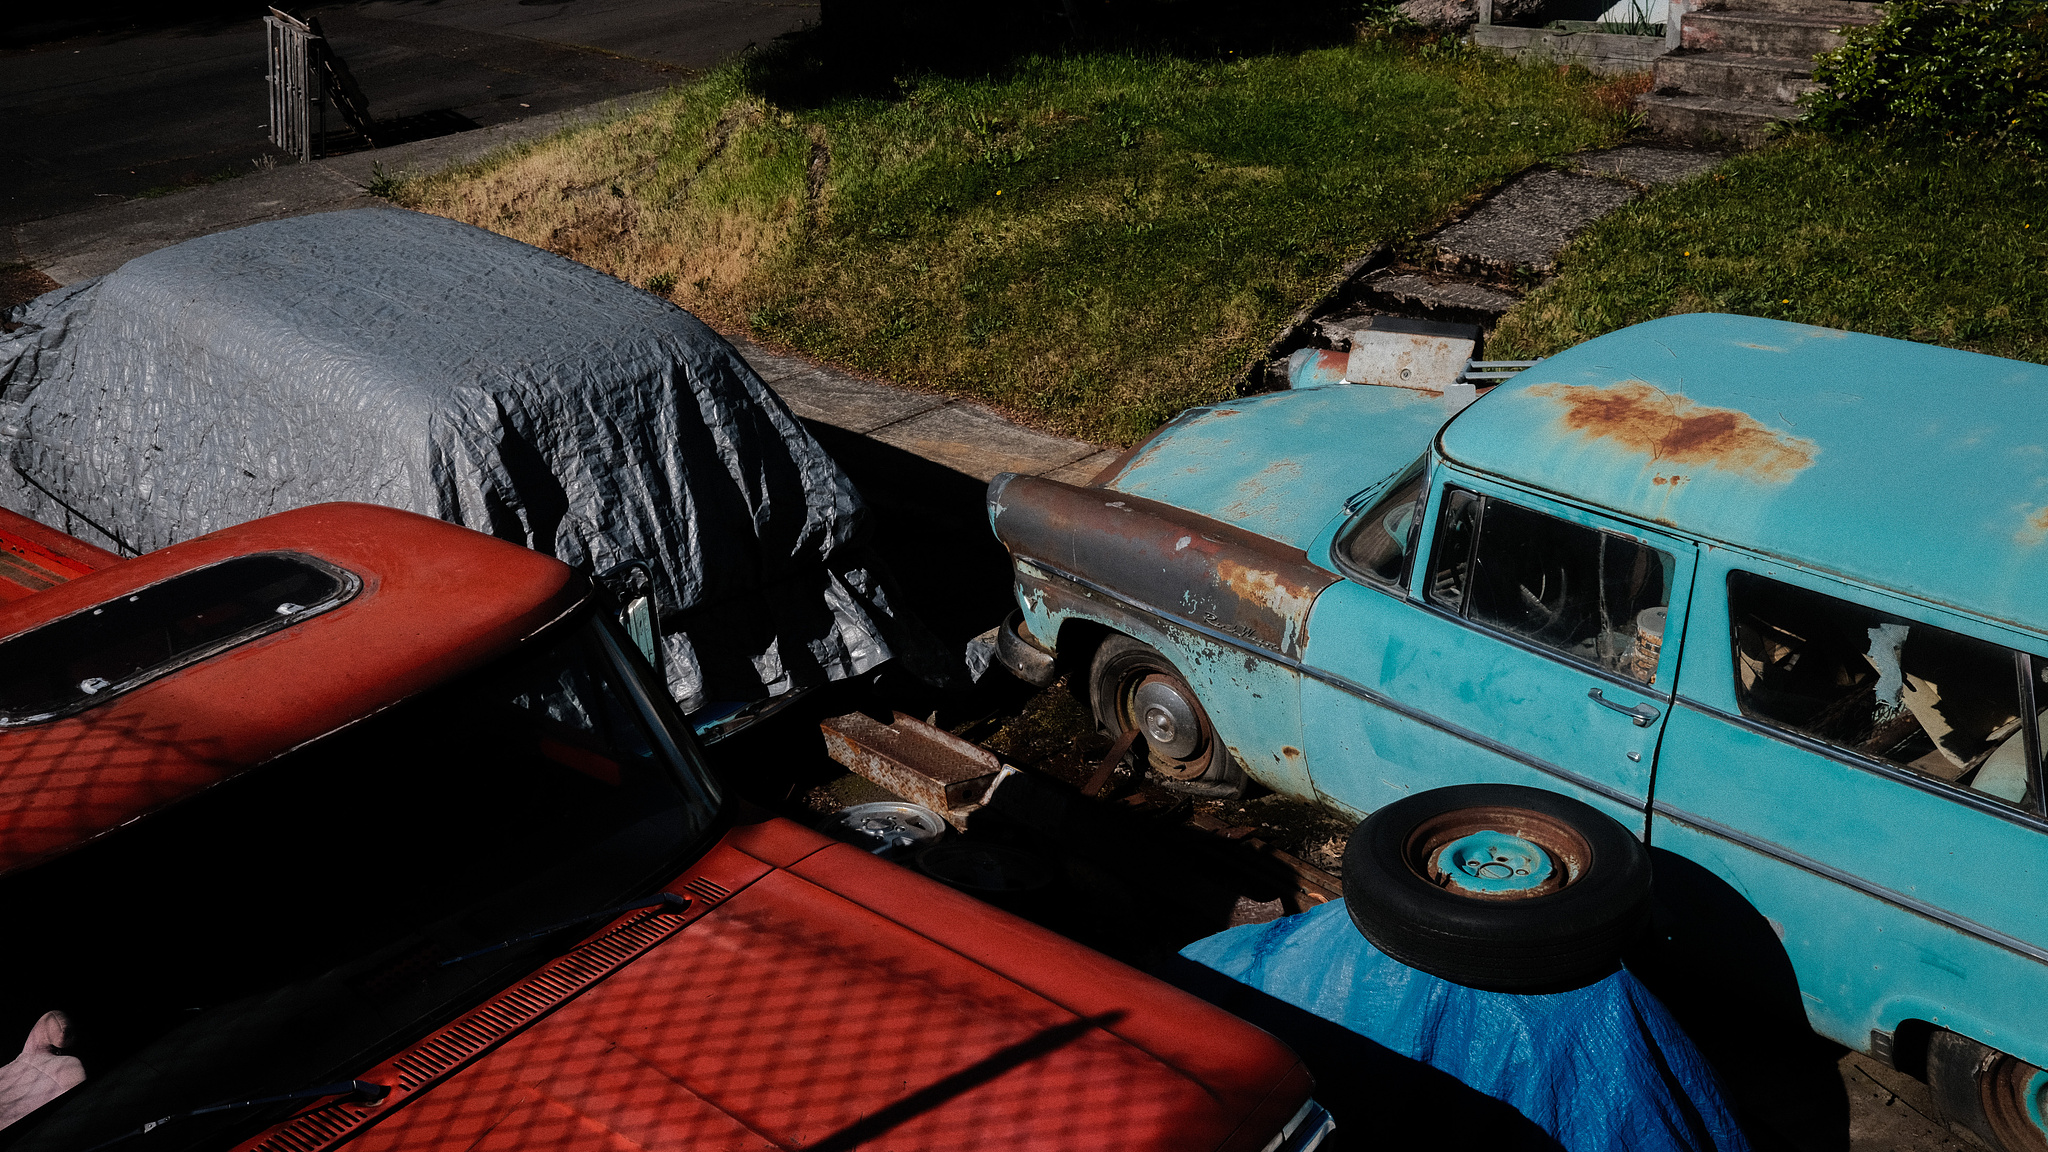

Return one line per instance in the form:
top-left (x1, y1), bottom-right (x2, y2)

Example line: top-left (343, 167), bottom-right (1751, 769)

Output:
top-left (364, 163), bottom-right (403, 200)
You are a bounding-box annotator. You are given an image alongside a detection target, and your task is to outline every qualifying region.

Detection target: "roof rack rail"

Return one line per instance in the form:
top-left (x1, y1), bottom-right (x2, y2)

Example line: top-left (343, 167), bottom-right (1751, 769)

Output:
top-left (1459, 359), bottom-right (1543, 384)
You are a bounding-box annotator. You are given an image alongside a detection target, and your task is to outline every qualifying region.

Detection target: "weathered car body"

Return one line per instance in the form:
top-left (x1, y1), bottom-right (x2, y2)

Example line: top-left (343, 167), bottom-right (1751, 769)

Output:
top-left (0, 502), bottom-right (1326, 1152)
top-left (990, 313), bottom-right (2048, 1144)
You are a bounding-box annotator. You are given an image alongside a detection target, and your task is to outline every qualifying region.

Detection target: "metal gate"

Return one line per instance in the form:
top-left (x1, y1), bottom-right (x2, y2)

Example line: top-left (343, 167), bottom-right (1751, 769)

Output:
top-left (265, 9), bottom-right (324, 161)
top-left (266, 8), bottom-right (375, 160)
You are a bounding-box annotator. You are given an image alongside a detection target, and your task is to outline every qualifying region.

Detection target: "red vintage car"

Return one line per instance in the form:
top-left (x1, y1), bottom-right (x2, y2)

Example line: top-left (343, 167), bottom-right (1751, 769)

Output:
top-left (0, 503), bottom-right (1329, 1152)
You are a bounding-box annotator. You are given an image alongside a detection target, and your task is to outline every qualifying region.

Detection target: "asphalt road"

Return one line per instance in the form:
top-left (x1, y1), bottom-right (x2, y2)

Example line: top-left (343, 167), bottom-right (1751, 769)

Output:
top-left (1, 0), bottom-right (815, 227)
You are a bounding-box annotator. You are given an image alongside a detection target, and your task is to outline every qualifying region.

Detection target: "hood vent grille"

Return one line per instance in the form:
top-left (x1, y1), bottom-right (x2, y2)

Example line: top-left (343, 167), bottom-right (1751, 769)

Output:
top-left (233, 893), bottom-right (698, 1152)
top-left (682, 876), bottom-right (730, 905)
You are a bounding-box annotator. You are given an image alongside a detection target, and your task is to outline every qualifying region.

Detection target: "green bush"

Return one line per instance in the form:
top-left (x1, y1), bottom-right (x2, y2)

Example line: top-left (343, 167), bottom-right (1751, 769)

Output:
top-left (1805, 0), bottom-right (2048, 150)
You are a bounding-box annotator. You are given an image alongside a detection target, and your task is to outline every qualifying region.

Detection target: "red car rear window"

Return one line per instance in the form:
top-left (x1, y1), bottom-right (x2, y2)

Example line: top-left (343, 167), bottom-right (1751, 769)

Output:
top-left (0, 553), bottom-right (357, 724)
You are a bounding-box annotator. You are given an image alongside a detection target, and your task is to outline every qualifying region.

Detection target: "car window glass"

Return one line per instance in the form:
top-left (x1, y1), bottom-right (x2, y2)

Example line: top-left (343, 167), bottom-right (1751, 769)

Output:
top-left (1729, 570), bottom-right (2040, 812)
top-left (1425, 488), bottom-right (1482, 613)
top-left (0, 554), bottom-right (356, 724)
top-left (1335, 466), bottom-right (1427, 587)
top-left (1427, 488), bottom-right (1673, 685)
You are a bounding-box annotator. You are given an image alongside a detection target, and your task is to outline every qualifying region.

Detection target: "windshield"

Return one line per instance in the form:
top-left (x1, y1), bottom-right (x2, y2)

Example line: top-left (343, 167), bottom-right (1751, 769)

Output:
top-left (1333, 461), bottom-right (1427, 588)
top-left (0, 612), bottom-right (721, 1152)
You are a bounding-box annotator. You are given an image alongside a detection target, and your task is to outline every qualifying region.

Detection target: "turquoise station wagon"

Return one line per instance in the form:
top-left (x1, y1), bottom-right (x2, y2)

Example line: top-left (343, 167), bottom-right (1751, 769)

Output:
top-left (988, 313), bottom-right (2048, 1152)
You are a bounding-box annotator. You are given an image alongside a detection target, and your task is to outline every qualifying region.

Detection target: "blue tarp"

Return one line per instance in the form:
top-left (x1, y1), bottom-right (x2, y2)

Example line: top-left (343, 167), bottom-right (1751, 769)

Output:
top-left (1179, 900), bottom-right (1751, 1152)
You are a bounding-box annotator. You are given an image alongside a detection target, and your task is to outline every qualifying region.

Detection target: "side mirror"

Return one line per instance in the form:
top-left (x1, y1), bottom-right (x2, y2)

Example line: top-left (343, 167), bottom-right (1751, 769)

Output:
top-left (595, 560), bottom-right (662, 678)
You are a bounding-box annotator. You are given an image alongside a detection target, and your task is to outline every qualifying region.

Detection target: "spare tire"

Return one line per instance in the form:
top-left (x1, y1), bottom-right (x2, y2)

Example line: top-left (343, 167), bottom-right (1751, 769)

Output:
top-left (1343, 784), bottom-right (1651, 994)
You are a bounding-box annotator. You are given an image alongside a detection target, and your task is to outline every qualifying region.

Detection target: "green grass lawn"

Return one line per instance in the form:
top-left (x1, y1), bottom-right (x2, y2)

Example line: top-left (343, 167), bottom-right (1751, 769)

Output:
top-left (1491, 132), bottom-right (2048, 363)
top-left (398, 38), bottom-right (1642, 444)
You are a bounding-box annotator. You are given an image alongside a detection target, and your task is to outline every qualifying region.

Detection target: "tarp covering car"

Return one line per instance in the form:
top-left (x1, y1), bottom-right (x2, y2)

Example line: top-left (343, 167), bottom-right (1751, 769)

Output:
top-left (1180, 900), bottom-right (1751, 1152)
top-left (0, 208), bottom-right (933, 712)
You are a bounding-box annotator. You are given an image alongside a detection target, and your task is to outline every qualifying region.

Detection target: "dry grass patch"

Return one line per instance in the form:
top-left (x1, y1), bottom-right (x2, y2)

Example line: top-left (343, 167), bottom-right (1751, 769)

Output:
top-left (403, 42), bottom-right (1641, 443)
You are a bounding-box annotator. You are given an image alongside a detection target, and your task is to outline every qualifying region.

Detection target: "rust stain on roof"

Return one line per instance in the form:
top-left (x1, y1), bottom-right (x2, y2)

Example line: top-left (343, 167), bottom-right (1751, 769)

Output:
top-left (2014, 506), bottom-right (2048, 548)
top-left (1529, 380), bottom-right (1817, 481)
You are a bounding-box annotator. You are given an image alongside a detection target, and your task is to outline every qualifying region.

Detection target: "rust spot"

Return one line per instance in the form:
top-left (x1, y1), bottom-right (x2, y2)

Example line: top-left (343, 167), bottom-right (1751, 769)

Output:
top-left (2015, 506), bottom-right (2048, 548)
top-left (1281, 745), bottom-right (1303, 761)
top-left (1530, 380), bottom-right (1817, 481)
top-left (1650, 473), bottom-right (1689, 488)
top-left (1215, 557), bottom-right (1312, 615)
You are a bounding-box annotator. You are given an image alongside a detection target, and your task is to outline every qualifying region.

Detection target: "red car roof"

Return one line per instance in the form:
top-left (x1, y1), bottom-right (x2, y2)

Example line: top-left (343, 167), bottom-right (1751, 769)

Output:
top-left (0, 503), bottom-right (585, 878)
top-left (243, 817), bottom-right (1312, 1152)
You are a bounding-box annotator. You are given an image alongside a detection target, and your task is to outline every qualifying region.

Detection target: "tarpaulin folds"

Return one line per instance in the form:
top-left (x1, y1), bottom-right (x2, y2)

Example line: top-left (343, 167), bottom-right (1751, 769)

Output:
top-left (0, 208), bottom-right (937, 711)
top-left (1180, 899), bottom-right (1752, 1152)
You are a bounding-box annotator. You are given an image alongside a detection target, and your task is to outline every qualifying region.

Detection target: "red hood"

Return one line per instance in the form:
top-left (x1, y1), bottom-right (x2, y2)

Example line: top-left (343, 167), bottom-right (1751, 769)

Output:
top-left (247, 817), bottom-right (1310, 1152)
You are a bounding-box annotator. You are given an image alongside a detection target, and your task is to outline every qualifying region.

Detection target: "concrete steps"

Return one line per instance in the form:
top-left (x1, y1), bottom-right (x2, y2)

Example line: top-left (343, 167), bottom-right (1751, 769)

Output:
top-left (1640, 92), bottom-right (1793, 144)
top-left (1640, 0), bottom-right (1878, 144)
top-left (1651, 52), bottom-right (1819, 103)
top-left (1682, 7), bottom-right (1875, 55)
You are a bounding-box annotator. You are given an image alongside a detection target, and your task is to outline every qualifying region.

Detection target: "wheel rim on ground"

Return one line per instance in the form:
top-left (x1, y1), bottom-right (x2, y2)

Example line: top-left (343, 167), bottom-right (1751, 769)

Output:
top-left (1983, 1055), bottom-right (2048, 1152)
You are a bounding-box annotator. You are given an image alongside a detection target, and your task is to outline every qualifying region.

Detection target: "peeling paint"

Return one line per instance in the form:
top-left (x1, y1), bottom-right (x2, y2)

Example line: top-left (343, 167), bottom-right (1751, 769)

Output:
top-left (1530, 380), bottom-right (1818, 482)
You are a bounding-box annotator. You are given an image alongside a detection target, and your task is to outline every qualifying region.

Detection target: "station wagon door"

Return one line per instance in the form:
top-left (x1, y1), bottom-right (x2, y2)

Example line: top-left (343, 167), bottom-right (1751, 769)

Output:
top-left (1299, 470), bottom-right (1696, 831)
top-left (1652, 549), bottom-right (2048, 1067)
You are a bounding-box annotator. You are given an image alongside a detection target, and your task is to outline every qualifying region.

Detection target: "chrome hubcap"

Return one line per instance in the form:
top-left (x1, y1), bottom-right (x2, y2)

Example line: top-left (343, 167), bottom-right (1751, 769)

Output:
top-left (1132, 675), bottom-right (1201, 760)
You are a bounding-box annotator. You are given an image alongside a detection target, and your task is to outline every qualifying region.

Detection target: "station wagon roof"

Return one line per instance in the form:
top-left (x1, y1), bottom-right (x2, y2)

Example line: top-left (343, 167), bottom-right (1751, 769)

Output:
top-left (0, 504), bottom-right (584, 877)
top-left (1439, 313), bottom-right (2048, 638)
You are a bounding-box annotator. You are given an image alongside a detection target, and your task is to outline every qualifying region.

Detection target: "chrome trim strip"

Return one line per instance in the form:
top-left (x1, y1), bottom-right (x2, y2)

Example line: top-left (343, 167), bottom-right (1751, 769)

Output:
top-left (1673, 696), bottom-right (2048, 835)
top-left (1019, 555), bottom-right (1643, 812)
top-left (1649, 800), bottom-right (2048, 966)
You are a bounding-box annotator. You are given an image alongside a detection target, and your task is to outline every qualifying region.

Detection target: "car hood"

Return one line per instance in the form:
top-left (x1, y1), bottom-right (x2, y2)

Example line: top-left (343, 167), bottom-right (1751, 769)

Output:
top-left (298, 818), bottom-right (1309, 1152)
top-left (1102, 385), bottom-right (1453, 553)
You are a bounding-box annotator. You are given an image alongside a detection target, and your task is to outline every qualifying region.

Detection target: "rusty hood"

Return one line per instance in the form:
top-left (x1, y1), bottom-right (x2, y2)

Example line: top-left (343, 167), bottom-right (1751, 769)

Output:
top-left (1099, 385), bottom-right (1454, 552)
top-left (253, 818), bottom-right (1310, 1152)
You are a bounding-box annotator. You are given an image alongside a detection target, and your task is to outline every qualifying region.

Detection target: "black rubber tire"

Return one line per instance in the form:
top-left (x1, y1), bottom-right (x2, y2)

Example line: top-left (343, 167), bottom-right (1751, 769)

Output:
top-left (1087, 634), bottom-right (1246, 797)
top-left (1343, 783), bottom-right (1652, 994)
top-left (1928, 1029), bottom-right (2048, 1152)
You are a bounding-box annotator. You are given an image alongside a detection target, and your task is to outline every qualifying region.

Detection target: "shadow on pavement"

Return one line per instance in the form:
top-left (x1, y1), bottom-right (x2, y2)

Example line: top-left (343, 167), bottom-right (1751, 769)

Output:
top-left (316, 109), bottom-right (484, 156)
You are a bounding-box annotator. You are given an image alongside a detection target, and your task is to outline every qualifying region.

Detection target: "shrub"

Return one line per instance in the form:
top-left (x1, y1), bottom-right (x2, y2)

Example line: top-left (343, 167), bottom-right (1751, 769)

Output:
top-left (1805, 0), bottom-right (2048, 151)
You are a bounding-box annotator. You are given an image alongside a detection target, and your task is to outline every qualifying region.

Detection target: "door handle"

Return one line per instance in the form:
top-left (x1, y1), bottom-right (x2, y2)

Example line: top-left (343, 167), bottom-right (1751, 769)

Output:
top-left (1588, 688), bottom-right (1659, 727)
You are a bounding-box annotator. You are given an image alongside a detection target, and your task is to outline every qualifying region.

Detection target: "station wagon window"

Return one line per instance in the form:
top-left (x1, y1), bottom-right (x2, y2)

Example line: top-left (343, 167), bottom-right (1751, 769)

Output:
top-left (1334, 464), bottom-right (1427, 587)
top-left (1728, 571), bottom-right (2043, 813)
top-left (1426, 488), bottom-right (1674, 685)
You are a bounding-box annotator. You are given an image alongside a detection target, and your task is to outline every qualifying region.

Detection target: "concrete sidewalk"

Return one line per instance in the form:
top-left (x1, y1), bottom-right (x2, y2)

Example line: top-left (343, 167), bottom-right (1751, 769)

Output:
top-left (735, 338), bottom-right (1111, 484)
top-left (8, 92), bottom-right (664, 283)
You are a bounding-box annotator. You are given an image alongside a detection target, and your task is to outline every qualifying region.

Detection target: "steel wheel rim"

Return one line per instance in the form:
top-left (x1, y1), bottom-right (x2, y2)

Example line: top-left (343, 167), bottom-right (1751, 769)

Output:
top-left (1983, 1055), bottom-right (2048, 1152)
top-left (1403, 805), bottom-right (1592, 901)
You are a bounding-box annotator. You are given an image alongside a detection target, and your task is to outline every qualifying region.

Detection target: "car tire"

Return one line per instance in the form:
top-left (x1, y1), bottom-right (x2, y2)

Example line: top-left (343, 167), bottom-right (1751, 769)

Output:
top-left (1087, 634), bottom-right (1246, 798)
top-left (1342, 784), bottom-right (1651, 994)
top-left (1929, 1028), bottom-right (2048, 1152)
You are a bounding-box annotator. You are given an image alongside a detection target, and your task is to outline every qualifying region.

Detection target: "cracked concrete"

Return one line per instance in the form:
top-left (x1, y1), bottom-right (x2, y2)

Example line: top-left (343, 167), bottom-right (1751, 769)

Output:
top-left (1431, 168), bottom-right (1646, 275)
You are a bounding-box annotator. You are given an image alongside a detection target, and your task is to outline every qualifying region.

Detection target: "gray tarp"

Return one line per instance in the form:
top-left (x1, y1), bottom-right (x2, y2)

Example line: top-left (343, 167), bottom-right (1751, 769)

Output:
top-left (0, 208), bottom-right (936, 712)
